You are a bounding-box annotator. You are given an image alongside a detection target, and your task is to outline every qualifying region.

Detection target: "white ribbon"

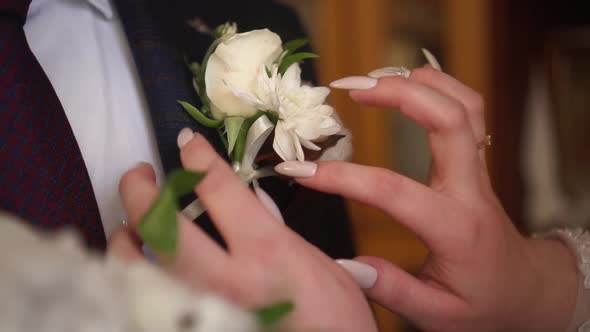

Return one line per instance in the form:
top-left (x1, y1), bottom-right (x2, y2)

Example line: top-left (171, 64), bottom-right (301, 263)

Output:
top-left (181, 115), bottom-right (278, 220)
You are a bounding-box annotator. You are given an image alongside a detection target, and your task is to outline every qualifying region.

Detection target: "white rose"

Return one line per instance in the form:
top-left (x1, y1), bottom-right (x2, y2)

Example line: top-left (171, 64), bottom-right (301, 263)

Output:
top-left (205, 29), bottom-right (283, 119)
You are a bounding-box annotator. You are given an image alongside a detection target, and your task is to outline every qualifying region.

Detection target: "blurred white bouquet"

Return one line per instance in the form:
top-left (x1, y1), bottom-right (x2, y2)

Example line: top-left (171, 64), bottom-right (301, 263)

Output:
top-left (0, 214), bottom-right (288, 332)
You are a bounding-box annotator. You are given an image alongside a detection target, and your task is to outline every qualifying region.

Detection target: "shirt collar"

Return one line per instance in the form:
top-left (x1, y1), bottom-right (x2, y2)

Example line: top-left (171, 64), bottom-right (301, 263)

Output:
top-left (87, 0), bottom-right (114, 20)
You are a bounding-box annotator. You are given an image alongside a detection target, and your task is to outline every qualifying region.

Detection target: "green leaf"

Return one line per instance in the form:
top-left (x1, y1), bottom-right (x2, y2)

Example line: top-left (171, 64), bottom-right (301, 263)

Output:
top-left (138, 170), bottom-right (206, 256)
top-left (254, 302), bottom-right (295, 327)
top-left (178, 101), bottom-right (222, 128)
top-left (224, 117), bottom-right (245, 155)
top-left (231, 112), bottom-right (266, 164)
top-left (278, 52), bottom-right (319, 76)
top-left (283, 38), bottom-right (308, 54)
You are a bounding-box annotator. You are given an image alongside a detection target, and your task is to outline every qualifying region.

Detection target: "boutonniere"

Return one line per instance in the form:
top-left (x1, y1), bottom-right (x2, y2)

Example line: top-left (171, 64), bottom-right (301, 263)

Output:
top-left (139, 23), bottom-right (351, 246)
top-left (181, 23), bottom-right (345, 169)
top-left (175, 23), bottom-right (349, 218)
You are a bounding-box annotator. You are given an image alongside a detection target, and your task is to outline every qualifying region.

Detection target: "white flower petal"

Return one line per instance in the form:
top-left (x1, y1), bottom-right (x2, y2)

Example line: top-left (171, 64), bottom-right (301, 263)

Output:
top-left (317, 104), bottom-right (335, 116)
top-left (300, 139), bottom-right (321, 151)
top-left (280, 63), bottom-right (302, 92)
top-left (301, 86), bottom-right (330, 108)
top-left (291, 113), bottom-right (340, 140)
top-left (273, 122), bottom-right (297, 161)
top-left (290, 131), bottom-right (305, 161)
top-left (205, 29), bottom-right (283, 119)
top-left (255, 65), bottom-right (279, 110)
top-left (224, 80), bottom-right (265, 110)
top-left (319, 128), bottom-right (353, 161)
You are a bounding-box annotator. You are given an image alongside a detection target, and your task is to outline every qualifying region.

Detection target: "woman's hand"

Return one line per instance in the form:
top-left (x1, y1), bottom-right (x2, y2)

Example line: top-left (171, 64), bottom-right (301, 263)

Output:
top-left (278, 66), bottom-right (580, 331)
top-left (107, 133), bottom-right (378, 332)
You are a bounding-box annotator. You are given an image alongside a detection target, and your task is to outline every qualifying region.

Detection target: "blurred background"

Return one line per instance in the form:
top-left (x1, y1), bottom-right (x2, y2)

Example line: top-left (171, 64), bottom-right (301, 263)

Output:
top-left (279, 0), bottom-right (589, 330)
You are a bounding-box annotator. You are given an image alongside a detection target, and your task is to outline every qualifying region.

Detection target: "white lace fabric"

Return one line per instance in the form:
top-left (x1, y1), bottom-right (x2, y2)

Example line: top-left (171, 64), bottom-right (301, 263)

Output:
top-left (536, 229), bottom-right (590, 331)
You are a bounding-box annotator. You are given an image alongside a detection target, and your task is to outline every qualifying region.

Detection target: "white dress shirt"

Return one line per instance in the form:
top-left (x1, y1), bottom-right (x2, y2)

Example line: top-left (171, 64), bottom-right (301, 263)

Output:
top-left (24, 0), bottom-right (165, 237)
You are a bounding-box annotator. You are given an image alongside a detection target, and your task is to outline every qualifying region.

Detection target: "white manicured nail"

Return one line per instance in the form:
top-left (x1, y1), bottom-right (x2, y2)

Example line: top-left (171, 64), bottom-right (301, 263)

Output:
top-left (368, 66), bottom-right (411, 79)
top-left (177, 127), bottom-right (194, 148)
top-left (422, 48), bottom-right (442, 71)
top-left (336, 259), bottom-right (378, 289)
top-left (329, 76), bottom-right (378, 90)
top-left (274, 161), bottom-right (317, 178)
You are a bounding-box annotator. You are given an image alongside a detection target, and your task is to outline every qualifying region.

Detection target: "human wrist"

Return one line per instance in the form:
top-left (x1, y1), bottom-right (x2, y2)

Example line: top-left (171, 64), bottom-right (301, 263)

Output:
top-left (513, 237), bottom-right (579, 331)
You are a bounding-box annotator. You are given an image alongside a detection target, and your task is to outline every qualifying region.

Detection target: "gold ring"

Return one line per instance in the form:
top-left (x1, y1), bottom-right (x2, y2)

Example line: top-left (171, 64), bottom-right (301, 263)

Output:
top-left (477, 135), bottom-right (492, 149)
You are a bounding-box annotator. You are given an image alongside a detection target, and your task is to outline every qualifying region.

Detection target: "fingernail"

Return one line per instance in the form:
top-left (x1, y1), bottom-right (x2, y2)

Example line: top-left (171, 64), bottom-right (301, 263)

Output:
top-left (422, 48), bottom-right (442, 71)
top-left (274, 161), bottom-right (317, 178)
top-left (329, 76), bottom-right (378, 90)
top-left (368, 66), bottom-right (411, 79)
top-left (336, 259), bottom-right (378, 289)
top-left (177, 127), bottom-right (194, 148)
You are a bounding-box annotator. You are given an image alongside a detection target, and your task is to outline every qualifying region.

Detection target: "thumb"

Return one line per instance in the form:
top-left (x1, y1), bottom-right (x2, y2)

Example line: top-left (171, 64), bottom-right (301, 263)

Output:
top-left (337, 256), bottom-right (462, 326)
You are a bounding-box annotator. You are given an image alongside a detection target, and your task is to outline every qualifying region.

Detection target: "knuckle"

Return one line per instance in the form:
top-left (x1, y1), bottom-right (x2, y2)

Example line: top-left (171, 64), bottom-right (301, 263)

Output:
top-left (180, 133), bottom-right (207, 157)
top-left (453, 209), bottom-right (484, 252)
top-left (365, 168), bottom-right (402, 202)
top-left (464, 93), bottom-right (485, 119)
top-left (411, 66), bottom-right (439, 81)
top-left (439, 102), bottom-right (469, 131)
top-left (180, 134), bottom-right (218, 171)
top-left (468, 93), bottom-right (485, 114)
top-left (195, 158), bottom-right (242, 195)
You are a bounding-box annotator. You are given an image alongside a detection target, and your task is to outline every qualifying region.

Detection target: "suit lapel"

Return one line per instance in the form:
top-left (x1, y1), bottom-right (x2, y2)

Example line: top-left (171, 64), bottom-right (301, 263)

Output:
top-left (113, 0), bottom-right (224, 174)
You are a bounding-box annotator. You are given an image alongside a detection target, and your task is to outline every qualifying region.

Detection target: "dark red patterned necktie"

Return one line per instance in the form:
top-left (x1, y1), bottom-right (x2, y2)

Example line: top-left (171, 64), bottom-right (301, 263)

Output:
top-left (0, 0), bottom-right (106, 250)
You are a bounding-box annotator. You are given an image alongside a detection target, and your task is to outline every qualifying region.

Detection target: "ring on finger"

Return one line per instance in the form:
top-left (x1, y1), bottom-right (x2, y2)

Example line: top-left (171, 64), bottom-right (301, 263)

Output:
top-left (368, 66), bottom-right (411, 79)
top-left (477, 134), bottom-right (492, 149)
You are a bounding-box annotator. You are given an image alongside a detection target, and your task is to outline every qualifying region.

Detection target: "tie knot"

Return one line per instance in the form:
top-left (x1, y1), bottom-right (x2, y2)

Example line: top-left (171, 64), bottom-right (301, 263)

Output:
top-left (0, 0), bottom-right (31, 25)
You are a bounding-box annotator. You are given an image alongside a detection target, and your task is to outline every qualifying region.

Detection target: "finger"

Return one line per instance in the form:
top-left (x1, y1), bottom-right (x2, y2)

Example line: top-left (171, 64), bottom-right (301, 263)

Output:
top-left (349, 77), bottom-right (481, 191)
top-left (180, 133), bottom-right (280, 248)
top-left (409, 66), bottom-right (487, 162)
top-left (119, 162), bottom-right (229, 278)
top-left (410, 66), bottom-right (485, 139)
top-left (353, 256), bottom-right (465, 330)
top-left (107, 227), bottom-right (144, 263)
top-left (119, 162), bottom-right (158, 227)
top-left (173, 215), bottom-right (230, 287)
top-left (294, 161), bottom-right (460, 248)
